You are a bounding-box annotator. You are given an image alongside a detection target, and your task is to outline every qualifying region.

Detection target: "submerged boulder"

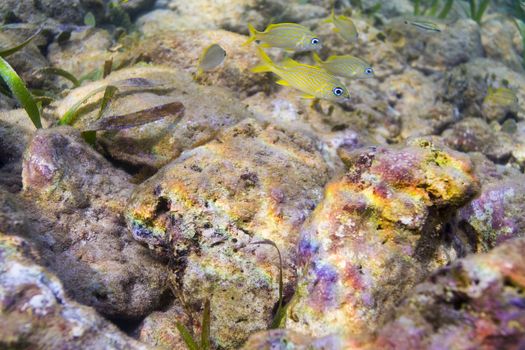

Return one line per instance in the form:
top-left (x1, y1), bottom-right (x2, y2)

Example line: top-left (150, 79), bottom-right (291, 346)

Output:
top-left (289, 138), bottom-right (479, 338)
top-left (126, 118), bottom-right (332, 348)
top-left (49, 66), bottom-right (249, 170)
top-left (0, 233), bottom-right (151, 350)
top-left (373, 237), bottom-right (525, 350)
top-left (21, 126), bottom-right (169, 321)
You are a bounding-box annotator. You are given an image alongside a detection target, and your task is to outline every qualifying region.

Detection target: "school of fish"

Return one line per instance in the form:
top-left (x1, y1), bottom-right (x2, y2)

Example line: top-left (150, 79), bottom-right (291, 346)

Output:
top-left (193, 8), bottom-right (519, 111)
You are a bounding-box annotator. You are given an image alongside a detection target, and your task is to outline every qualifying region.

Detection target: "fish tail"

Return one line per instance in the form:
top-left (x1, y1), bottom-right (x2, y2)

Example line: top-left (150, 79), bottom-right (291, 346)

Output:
top-left (242, 23), bottom-right (258, 46)
top-left (251, 47), bottom-right (274, 73)
top-left (312, 52), bottom-right (323, 64)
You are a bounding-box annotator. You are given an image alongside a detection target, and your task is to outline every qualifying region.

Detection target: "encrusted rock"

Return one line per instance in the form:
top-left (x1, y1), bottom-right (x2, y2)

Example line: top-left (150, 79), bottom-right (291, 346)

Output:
top-left (481, 14), bottom-right (524, 72)
top-left (21, 126), bottom-right (169, 320)
top-left (0, 233), bottom-right (151, 350)
top-left (455, 153), bottom-right (525, 251)
top-left (138, 303), bottom-right (191, 349)
top-left (373, 237), bottom-right (525, 350)
top-left (288, 138), bottom-right (479, 338)
top-left (126, 118), bottom-right (332, 348)
top-left (442, 117), bottom-right (514, 163)
top-left (380, 69), bottom-right (455, 138)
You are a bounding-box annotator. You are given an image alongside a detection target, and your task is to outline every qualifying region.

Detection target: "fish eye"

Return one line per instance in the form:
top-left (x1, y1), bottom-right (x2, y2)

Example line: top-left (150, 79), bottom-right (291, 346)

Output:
top-left (333, 87), bottom-right (344, 96)
top-left (365, 67), bottom-right (374, 75)
top-left (311, 38), bottom-right (320, 45)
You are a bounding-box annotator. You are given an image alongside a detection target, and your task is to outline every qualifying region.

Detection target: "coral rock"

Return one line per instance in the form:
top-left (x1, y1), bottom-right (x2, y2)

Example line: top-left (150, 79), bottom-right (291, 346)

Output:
top-left (374, 237), bottom-right (525, 350)
top-left (0, 233), bottom-right (151, 350)
top-left (289, 139), bottom-right (479, 338)
top-left (126, 118), bottom-right (332, 348)
top-left (21, 126), bottom-right (169, 320)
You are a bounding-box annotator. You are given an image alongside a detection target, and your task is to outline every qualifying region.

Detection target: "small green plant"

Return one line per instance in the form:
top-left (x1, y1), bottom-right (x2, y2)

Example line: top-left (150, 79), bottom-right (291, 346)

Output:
top-left (466, 0), bottom-right (490, 23)
top-left (514, 19), bottom-right (525, 70)
top-left (176, 299), bottom-right (211, 350)
top-left (412, 0), bottom-right (454, 19)
top-left (0, 27), bottom-right (43, 129)
top-left (36, 67), bottom-right (81, 87)
top-left (0, 56), bottom-right (42, 128)
top-left (251, 239), bottom-right (286, 328)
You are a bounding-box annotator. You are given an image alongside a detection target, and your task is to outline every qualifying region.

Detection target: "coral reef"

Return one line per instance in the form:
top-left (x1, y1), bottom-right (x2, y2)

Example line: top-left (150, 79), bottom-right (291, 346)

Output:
top-left (1, 0), bottom-right (525, 348)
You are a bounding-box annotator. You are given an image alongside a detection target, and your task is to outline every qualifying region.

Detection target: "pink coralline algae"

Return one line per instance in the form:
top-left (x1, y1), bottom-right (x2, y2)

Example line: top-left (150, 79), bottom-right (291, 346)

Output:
top-left (288, 138), bottom-right (479, 338)
top-left (374, 237), bottom-right (525, 350)
top-left (458, 179), bottom-right (525, 250)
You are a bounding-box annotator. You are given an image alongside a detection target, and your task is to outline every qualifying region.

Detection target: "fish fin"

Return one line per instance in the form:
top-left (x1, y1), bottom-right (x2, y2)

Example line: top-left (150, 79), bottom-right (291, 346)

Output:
top-left (275, 79), bottom-right (290, 86)
top-left (251, 47), bottom-right (274, 73)
top-left (322, 8), bottom-right (335, 23)
top-left (312, 52), bottom-right (323, 64)
top-left (195, 68), bottom-right (203, 79)
top-left (281, 57), bottom-right (301, 68)
top-left (300, 94), bottom-right (316, 99)
top-left (242, 23), bottom-right (258, 46)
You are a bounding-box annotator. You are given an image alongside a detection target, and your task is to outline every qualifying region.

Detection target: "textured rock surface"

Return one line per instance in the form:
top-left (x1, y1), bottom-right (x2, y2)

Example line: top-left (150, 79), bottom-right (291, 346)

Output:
top-left (442, 118), bottom-right (514, 163)
top-left (126, 118), bottom-right (332, 348)
top-left (481, 14), bottom-right (524, 72)
top-left (0, 233), bottom-right (151, 350)
top-left (47, 28), bottom-right (114, 82)
top-left (386, 18), bottom-right (483, 72)
top-left (143, 0), bottom-right (326, 34)
top-left (138, 303), bottom-right (192, 349)
top-left (21, 127), bottom-right (169, 320)
top-left (288, 138), bottom-right (479, 338)
top-left (50, 66), bottom-right (249, 169)
top-left (0, 30), bottom-right (49, 88)
top-left (373, 237), bottom-right (525, 350)
top-left (131, 29), bottom-right (266, 98)
top-left (0, 110), bottom-right (39, 192)
top-left (442, 58), bottom-right (525, 121)
top-left (0, 0), bottom-right (85, 24)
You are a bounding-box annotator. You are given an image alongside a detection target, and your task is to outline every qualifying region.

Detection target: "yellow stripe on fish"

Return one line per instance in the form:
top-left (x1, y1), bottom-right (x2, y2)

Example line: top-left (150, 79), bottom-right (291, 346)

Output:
top-left (243, 23), bottom-right (322, 52)
top-left (251, 47), bottom-right (350, 102)
top-left (483, 87), bottom-right (519, 107)
top-left (322, 8), bottom-right (358, 43)
top-left (313, 52), bottom-right (374, 79)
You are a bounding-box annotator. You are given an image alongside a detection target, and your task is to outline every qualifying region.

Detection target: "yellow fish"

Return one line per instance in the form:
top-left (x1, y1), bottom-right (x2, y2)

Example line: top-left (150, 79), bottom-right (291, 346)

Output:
top-left (196, 43), bottom-right (227, 77)
top-left (483, 87), bottom-right (518, 108)
top-left (251, 48), bottom-right (350, 102)
top-left (313, 52), bottom-right (374, 79)
top-left (243, 23), bottom-right (322, 52)
top-left (322, 9), bottom-right (358, 43)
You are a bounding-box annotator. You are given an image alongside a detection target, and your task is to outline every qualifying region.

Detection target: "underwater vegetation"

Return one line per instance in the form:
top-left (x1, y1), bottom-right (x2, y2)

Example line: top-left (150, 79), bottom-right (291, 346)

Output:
top-left (1, 0), bottom-right (525, 349)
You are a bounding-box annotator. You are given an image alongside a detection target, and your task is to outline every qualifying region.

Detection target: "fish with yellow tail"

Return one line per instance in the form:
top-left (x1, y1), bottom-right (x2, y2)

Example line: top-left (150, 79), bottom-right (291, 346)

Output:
top-left (251, 47), bottom-right (350, 102)
top-left (196, 43), bottom-right (227, 78)
top-left (322, 9), bottom-right (358, 43)
top-left (312, 52), bottom-right (374, 79)
top-left (243, 23), bottom-right (322, 52)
